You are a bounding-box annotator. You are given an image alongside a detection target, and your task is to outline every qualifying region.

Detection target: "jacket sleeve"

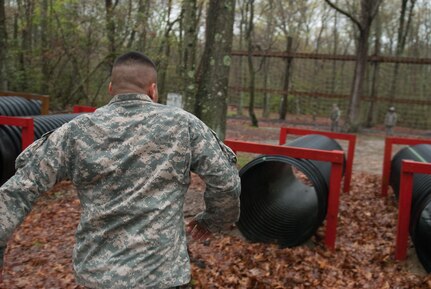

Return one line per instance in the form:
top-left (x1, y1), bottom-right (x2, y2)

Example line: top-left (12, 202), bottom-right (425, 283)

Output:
top-left (0, 125), bottom-right (70, 266)
top-left (188, 118), bottom-right (241, 232)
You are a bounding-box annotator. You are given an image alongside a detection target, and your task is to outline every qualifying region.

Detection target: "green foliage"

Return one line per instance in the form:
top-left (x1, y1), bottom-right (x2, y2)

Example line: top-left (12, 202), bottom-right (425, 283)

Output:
top-left (1, 0), bottom-right (431, 130)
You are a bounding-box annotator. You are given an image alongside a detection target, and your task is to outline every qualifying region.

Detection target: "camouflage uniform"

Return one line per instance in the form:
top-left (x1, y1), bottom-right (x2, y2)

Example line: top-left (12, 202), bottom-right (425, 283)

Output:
top-left (0, 93), bottom-right (241, 289)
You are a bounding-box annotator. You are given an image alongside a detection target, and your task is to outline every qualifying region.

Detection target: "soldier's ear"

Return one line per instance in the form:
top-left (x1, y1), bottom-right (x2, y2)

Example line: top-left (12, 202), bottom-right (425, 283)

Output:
top-left (148, 83), bottom-right (158, 103)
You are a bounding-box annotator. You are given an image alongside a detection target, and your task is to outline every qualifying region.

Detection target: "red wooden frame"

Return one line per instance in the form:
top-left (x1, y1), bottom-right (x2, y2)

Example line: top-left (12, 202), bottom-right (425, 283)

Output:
top-left (279, 127), bottom-right (356, 193)
top-left (73, 105), bottom-right (97, 113)
top-left (381, 137), bottom-right (431, 196)
top-left (224, 139), bottom-right (344, 250)
top-left (0, 116), bottom-right (34, 150)
top-left (395, 160), bottom-right (431, 260)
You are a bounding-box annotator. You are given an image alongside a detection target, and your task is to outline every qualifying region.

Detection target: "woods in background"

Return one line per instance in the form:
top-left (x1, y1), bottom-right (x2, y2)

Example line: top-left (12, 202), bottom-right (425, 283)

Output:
top-left (0, 0), bottom-right (430, 133)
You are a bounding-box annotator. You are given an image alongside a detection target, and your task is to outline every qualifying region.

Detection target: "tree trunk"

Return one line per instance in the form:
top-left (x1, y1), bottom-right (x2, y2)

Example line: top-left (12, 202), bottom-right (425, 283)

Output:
top-left (11, 8), bottom-right (18, 91)
top-left (105, 0), bottom-right (116, 67)
top-left (137, 0), bottom-right (151, 52)
top-left (279, 36), bottom-right (293, 120)
top-left (389, 0), bottom-right (416, 104)
top-left (246, 0), bottom-right (258, 127)
top-left (40, 0), bottom-right (49, 93)
top-left (156, 0), bottom-right (174, 104)
top-left (331, 1), bottom-right (338, 93)
top-left (195, 0), bottom-right (235, 139)
top-left (181, 0), bottom-right (199, 112)
top-left (17, 0), bottom-right (35, 90)
top-left (236, 1), bottom-right (247, 116)
top-left (0, 0), bottom-right (7, 90)
top-left (347, 28), bottom-right (369, 130)
top-left (324, 0), bottom-right (382, 131)
top-left (262, 57), bottom-right (270, 118)
top-left (366, 13), bottom-right (381, 128)
top-left (262, 0), bottom-right (275, 118)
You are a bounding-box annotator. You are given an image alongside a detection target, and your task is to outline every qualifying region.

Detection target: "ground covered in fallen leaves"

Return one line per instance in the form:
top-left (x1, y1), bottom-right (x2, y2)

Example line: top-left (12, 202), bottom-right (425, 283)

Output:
top-left (188, 173), bottom-right (431, 289)
top-left (2, 116), bottom-right (431, 288)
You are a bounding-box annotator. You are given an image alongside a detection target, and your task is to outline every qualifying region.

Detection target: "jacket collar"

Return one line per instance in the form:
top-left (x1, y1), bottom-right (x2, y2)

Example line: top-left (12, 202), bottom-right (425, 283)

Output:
top-left (108, 93), bottom-right (152, 105)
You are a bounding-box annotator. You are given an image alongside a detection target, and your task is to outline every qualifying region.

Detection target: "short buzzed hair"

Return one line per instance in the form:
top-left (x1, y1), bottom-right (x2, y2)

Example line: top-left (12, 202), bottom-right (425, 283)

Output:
top-left (113, 51), bottom-right (156, 70)
top-left (110, 52), bottom-right (157, 93)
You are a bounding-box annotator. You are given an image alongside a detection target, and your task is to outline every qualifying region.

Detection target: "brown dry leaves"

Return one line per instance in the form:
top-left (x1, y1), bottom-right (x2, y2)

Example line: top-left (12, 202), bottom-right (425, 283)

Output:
top-left (188, 173), bottom-right (431, 289)
top-left (2, 173), bottom-right (431, 288)
top-left (1, 182), bottom-right (84, 289)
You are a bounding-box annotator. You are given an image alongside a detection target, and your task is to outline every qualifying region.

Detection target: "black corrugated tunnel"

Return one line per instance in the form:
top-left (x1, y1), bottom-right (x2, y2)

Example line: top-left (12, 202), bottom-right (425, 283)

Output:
top-left (237, 134), bottom-right (345, 247)
top-left (390, 144), bottom-right (431, 273)
top-left (0, 114), bottom-right (80, 185)
top-left (0, 96), bottom-right (41, 116)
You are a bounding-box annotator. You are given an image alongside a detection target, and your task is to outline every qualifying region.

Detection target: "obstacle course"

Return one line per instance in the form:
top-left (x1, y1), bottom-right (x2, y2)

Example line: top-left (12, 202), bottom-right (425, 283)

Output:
top-left (0, 94), bottom-right (431, 284)
top-left (237, 134), bottom-right (345, 247)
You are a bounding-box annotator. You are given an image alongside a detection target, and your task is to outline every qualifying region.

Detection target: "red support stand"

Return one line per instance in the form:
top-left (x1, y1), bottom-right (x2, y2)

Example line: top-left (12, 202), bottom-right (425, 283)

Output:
top-left (224, 139), bottom-right (344, 250)
top-left (279, 127), bottom-right (356, 193)
top-left (395, 160), bottom-right (431, 260)
top-left (0, 116), bottom-right (34, 150)
top-left (381, 137), bottom-right (431, 196)
top-left (73, 105), bottom-right (97, 113)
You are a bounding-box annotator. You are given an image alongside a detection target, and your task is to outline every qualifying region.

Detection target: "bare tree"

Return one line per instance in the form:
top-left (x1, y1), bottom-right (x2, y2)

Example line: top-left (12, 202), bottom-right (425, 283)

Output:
top-left (181, 0), bottom-right (200, 112)
top-left (16, 0), bottom-right (36, 90)
top-left (280, 36), bottom-right (293, 120)
top-left (325, 0), bottom-right (383, 131)
top-left (40, 0), bottom-right (50, 93)
top-left (366, 12), bottom-right (382, 127)
top-left (246, 0), bottom-right (258, 127)
top-left (0, 0), bottom-right (7, 90)
top-left (331, 0), bottom-right (339, 93)
top-left (260, 0), bottom-right (276, 118)
top-left (195, 0), bottom-right (236, 139)
top-left (105, 0), bottom-right (119, 66)
top-left (137, 0), bottom-right (152, 51)
top-left (155, 0), bottom-right (178, 104)
top-left (389, 0), bottom-right (417, 104)
top-left (235, 0), bottom-right (248, 116)
top-left (273, 0), bottom-right (308, 120)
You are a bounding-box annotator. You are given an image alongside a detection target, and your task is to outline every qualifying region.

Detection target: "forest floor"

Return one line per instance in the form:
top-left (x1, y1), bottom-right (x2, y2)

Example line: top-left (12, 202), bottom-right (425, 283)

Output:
top-left (2, 112), bottom-right (431, 289)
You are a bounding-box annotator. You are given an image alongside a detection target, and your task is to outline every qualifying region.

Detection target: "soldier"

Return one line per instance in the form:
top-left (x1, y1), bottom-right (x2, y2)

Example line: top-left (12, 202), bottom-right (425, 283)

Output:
top-left (0, 52), bottom-right (241, 289)
top-left (384, 106), bottom-right (398, 135)
top-left (330, 103), bottom-right (341, 132)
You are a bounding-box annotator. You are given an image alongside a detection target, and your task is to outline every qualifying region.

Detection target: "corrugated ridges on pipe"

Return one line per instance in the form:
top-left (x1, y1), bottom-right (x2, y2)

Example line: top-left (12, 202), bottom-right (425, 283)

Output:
top-left (0, 96), bottom-right (41, 116)
top-left (414, 195), bottom-right (431, 273)
top-left (390, 144), bottom-right (431, 273)
top-left (0, 114), bottom-right (80, 185)
top-left (237, 134), bottom-right (345, 247)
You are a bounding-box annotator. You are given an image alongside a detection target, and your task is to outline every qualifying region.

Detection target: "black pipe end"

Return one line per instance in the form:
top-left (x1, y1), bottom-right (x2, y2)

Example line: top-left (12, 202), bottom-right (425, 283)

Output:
top-left (237, 155), bottom-right (327, 247)
top-left (412, 195), bottom-right (431, 273)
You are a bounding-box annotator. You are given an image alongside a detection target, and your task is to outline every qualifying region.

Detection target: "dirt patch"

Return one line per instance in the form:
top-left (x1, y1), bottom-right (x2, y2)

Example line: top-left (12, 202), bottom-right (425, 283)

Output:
top-left (349, 135), bottom-right (385, 175)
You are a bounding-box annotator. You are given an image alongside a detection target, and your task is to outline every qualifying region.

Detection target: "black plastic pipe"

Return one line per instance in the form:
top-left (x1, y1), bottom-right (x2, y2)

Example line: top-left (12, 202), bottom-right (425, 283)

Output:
top-left (390, 144), bottom-right (431, 273)
top-left (0, 96), bottom-right (41, 116)
top-left (0, 114), bottom-right (80, 185)
top-left (237, 134), bottom-right (345, 247)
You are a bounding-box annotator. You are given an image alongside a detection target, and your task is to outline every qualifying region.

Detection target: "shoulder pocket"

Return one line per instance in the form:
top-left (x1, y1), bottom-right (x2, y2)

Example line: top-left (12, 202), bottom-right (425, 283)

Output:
top-left (210, 130), bottom-right (237, 164)
top-left (15, 130), bottom-right (55, 169)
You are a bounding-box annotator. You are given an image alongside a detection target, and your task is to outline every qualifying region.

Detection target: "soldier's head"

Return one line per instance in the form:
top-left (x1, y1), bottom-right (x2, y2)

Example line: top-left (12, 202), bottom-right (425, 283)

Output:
top-left (109, 51), bottom-right (158, 102)
top-left (389, 106), bottom-right (395, 112)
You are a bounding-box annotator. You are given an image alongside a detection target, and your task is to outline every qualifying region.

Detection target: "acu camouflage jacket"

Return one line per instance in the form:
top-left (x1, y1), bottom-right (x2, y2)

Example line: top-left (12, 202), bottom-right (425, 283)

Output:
top-left (0, 93), bottom-right (241, 289)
